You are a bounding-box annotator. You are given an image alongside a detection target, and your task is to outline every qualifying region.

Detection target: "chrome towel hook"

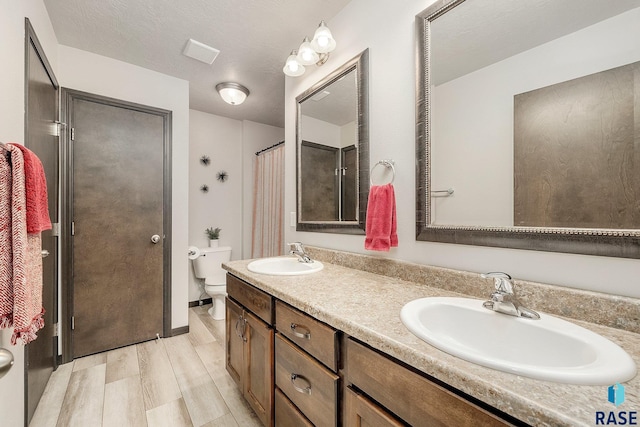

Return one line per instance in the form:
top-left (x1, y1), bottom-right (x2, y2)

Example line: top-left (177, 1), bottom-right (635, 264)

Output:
top-left (370, 159), bottom-right (396, 186)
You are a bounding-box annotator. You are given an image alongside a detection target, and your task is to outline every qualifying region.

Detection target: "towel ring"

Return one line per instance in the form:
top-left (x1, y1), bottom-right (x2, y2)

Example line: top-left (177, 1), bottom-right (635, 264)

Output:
top-left (370, 160), bottom-right (395, 186)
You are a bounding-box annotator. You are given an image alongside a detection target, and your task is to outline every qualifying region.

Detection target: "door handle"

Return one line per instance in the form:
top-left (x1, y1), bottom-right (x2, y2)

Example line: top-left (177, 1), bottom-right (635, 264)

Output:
top-left (151, 234), bottom-right (161, 244)
top-left (41, 249), bottom-right (50, 258)
top-left (0, 348), bottom-right (14, 380)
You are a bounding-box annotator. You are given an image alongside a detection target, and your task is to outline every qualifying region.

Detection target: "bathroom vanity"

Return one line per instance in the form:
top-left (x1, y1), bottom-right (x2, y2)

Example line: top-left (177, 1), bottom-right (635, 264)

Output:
top-left (223, 250), bottom-right (640, 426)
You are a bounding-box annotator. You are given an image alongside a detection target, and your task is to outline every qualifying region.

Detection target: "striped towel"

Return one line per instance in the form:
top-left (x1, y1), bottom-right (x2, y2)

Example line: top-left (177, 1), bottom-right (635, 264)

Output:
top-left (0, 145), bottom-right (45, 344)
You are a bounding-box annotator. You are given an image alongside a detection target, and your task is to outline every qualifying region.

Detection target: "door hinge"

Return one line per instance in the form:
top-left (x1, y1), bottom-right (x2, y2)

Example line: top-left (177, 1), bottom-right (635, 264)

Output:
top-left (71, 221), bottom-right (75, 236)
top-left (53, 322), bottom-right (59, 337)
top-left (70, 127), bottom-right (75, 141)
top-left (54, 121), bottom-right (66, 137)
top-left (51, 222), bottom-right (60, 237)
top-left (71, 316), bottom-right (75, 330)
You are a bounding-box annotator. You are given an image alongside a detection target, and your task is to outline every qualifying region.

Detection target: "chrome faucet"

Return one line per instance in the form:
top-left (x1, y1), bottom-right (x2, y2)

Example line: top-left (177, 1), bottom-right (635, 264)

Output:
top-left (481, 272), bottom-right (540, 319)
top-left (288, 242), bottom-right (313, 263)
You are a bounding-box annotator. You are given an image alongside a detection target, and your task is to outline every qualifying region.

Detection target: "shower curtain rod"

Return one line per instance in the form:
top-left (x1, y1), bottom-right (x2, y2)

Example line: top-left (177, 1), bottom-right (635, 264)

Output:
top-left (255, 140), bottom-right (284, 156)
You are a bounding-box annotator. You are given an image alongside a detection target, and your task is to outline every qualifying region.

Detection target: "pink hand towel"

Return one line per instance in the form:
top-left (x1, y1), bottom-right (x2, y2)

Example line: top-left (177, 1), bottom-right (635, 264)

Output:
top-left (8, 143), bottom-right (51, 233)
top-left (365, 184), bottom-right (398, 251)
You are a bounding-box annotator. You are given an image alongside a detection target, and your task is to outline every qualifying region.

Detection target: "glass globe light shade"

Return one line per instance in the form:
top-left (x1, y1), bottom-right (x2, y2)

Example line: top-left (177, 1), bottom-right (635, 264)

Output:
top-left (296, 37), bottom-right (320, 65)
top-left (283, 51), bottom-right (305, 77)
top-left (310, 21), bottom-right (336, 53)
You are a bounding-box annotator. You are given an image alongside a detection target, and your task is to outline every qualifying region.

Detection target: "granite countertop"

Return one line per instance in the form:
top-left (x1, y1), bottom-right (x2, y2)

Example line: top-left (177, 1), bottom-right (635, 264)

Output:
top-left (223, 258), bottom-right (640, 427)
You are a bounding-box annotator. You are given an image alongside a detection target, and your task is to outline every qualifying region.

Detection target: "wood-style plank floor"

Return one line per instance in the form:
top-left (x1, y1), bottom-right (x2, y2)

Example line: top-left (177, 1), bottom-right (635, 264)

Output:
top-left (29, 305), bottom-right (262, 427)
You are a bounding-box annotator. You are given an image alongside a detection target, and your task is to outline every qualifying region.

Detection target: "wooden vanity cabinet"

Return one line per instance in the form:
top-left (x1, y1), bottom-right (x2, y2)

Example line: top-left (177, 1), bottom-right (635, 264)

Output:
top-left (274, 301), bottom-right (340, 426)
top-left (225, 273), bottom-right (519, 427)
top-left (344, 338), bottom-right (515, 427)
top-left (226, 274), bottom-right (274, 427)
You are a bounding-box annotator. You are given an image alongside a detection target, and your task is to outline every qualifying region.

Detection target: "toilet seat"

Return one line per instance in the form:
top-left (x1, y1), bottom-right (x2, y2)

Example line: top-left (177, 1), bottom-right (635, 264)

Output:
top-left (204, 283), bottom-right (226, 295)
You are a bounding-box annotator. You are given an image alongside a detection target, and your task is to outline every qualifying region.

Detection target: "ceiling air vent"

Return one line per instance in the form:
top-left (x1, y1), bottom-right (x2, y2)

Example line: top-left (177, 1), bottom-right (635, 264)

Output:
top-left (182, 39), bottom-right (220, 65)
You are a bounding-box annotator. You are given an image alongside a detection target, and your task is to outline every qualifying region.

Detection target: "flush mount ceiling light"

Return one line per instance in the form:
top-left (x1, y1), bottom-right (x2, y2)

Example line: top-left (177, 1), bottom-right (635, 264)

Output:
top-left (283, 20), bottom-right (336, 77)
top-left (215, 82), bottom-right (250, 106)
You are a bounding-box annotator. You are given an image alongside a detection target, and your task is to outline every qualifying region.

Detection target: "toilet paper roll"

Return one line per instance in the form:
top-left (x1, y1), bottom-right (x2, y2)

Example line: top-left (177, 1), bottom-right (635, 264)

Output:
top-left (188, 246), bottom-right (201, 260)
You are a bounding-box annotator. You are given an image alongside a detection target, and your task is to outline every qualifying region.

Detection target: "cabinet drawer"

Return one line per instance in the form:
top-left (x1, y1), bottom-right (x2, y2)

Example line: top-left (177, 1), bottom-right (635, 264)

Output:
top-left (275, 333), bottom-right (339, 427)
top-left (227, 274), bottom-right (273, 325)
top-left (345, 386), bottom-right (403, 427)
top-left (345, 338), bottom-right (513, 427)
top-left (275, 387), bottom-right (313, 427)
top-left (275, 300), bottom-right (338, 371)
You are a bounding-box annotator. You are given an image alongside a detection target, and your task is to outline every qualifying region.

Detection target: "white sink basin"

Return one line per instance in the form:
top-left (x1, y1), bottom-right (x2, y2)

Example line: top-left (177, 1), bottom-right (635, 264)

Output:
top-left (247, 257), bottom-right (324, 276)
top-left (400, 297), bottom-right (636, 385)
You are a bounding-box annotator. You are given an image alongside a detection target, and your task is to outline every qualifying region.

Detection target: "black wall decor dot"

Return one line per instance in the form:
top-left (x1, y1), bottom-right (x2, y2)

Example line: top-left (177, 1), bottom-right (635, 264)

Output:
top-left (200, 184), bottom-right (209, 193)
top-left (217, 171), bottom-right (228, 183)
top-left (200, 155), bottom-right (210, 166)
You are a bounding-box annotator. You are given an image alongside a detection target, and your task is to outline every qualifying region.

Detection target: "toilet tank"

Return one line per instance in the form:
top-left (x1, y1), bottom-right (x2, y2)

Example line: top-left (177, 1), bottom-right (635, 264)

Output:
top-left (192, 246), bottom-right (232, 284)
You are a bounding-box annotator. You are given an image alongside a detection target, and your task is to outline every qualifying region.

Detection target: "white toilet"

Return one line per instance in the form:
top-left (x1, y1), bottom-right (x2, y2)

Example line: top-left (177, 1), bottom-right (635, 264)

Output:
top-left (192, 246), bottom-right (232, 320)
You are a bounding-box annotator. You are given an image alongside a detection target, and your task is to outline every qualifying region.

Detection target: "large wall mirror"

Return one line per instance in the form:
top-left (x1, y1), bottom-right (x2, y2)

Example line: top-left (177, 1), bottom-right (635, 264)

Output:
top-left (296, 49), bottom-right (369, 234)
top-left (416, 0), bottom-right (640, 257)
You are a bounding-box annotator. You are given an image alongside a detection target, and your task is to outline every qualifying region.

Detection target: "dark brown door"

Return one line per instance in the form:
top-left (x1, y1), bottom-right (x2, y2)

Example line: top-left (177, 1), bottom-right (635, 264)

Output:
top-left (67, 91), bottom-right (169, 358)
top-left (24, 19), bottom-right (59, 424)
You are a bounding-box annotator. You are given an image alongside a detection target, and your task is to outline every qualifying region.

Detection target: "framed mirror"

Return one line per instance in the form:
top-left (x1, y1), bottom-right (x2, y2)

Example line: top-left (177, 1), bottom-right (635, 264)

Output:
top-left (296, 49), bottom-right (369, 234)
top-left (416, 0), bottom-right (640, 258)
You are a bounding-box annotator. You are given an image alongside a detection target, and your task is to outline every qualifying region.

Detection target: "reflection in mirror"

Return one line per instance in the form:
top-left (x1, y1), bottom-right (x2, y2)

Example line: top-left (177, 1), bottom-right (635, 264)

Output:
top-left (416, 0), bottom-right (640, 257)
top-left (296, 49), bottom-right (369, 234)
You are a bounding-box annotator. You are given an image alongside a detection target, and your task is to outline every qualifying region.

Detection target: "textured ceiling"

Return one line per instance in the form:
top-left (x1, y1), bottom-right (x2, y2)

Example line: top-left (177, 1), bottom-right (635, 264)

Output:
top-left (43, 0), bottom-right (352, 128)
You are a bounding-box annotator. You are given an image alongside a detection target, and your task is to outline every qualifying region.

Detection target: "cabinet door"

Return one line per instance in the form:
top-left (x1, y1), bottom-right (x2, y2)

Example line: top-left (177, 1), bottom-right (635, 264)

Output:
top-left (345, 387), bottom-right (403, 427)
top-left (225, 297), bottom-right (244, 387)
top-left (244, 309), bottom-right (275, 427)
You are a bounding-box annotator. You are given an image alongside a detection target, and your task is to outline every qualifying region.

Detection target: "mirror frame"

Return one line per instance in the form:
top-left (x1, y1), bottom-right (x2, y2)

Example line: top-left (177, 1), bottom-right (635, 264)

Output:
top-left (296, 49), bottom-right (369, 234)
top-left (415, 0), bottom-right (640, 258)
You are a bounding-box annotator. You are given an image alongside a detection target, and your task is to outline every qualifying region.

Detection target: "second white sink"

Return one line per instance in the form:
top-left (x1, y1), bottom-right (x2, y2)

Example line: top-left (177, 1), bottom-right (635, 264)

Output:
top-left (400, 297), bottom-right (636, 385)
top-left (247, 256), bottom-right (324, 276)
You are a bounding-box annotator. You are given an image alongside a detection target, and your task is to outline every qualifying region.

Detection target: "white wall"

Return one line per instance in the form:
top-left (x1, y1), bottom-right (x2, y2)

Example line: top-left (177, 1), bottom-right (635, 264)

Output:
top-left (188, 110), bottom-right (242, 300)
top-left (0, 2), bottom-right (59, 425)
top-left (57, 46), bottom-right (191, 329)
top-left (301, 115), bottom-right (341, 147)
top-left (188, 112), bottom-right (283, 299)
top-left (241, 120), bottom-right (285, 259)
top-left (284, 0), bottom-right (640, 299)
top-left (432, 8), bottom-right (640, 226)
top-left (340, 121), bottom-right (356, 148)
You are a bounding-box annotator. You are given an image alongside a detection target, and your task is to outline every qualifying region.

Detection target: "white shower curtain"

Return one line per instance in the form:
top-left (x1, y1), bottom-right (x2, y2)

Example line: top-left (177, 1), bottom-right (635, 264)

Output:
top-left (251, 144), bottom-right (285, 258)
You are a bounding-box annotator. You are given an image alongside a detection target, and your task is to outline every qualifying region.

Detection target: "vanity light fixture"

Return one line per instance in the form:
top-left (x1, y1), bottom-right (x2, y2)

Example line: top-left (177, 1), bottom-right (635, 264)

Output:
top-left (310, 21), bottom-right (336, 53)
top-left (283, 20), bottom-right (336, 77)
top-left (283, 50), bottom-right (305, 77)
top-left (215, 82), bottom-right (250, 105)
top-left (297, 37), bottom-right (320, 65)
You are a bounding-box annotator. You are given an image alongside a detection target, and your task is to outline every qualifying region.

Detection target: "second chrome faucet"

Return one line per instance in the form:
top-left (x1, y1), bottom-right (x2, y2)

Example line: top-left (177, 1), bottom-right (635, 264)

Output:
top-left (481, 272), bottom-right (540, 320)
top-left (288, 242), bottom-right (314, 263)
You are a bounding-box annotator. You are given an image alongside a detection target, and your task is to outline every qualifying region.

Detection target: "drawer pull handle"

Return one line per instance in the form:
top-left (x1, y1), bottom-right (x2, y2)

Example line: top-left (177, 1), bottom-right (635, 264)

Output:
top-left (290, 373), bottom-right (312, 395)
top-left (290, 323), bottom-right (311, 339)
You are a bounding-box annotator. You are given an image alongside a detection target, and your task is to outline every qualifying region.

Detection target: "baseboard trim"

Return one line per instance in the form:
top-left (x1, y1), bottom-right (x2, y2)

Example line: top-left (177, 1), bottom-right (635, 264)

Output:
top-left (171, 326), bottom-right (189, 336)
top-left (188, 297), bottom-right (212, 308)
